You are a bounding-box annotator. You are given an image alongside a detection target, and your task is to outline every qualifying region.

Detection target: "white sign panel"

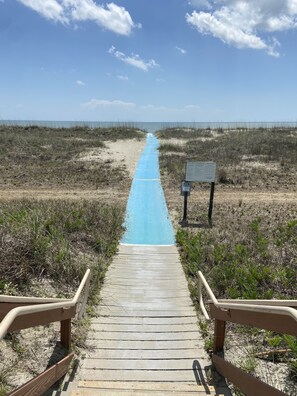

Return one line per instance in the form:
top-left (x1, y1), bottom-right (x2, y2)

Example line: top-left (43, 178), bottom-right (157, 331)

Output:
top-left (185, 161), bottom-right (216, 183)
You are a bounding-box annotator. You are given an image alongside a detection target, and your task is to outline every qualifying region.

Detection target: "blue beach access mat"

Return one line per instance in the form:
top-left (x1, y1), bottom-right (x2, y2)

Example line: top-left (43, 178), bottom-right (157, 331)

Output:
top-left (121, 133), bottom-right (175, 246)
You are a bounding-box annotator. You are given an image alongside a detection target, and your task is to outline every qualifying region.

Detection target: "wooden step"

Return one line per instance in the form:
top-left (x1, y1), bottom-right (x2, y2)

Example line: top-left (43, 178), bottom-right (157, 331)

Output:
top-left (71, 380), bottom-right (219, 395)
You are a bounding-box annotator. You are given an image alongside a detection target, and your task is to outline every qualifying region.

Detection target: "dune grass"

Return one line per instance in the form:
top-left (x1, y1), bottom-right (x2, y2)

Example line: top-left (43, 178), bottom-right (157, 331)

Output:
top-left (0, 125), bottom-right (145, 189)
top-left (0, 197), bottom-right (126, 394)
top-left (0, 199), bottom-right (125, 298)
top-left (158, 127), bottom-right (297, 392)
top-left (157, 127), bottom-right (297, 191)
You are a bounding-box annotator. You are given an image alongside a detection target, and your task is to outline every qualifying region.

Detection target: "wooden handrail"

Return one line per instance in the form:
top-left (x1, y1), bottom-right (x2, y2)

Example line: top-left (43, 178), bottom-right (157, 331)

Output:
top-left (1, 269), bottom-right (91, 396)
top-left (198, 271), bottom-right (297, 322)
top-left (197, 270), bottom-right (297, 396)
top-left (0, 269), bottom-right (90, 341)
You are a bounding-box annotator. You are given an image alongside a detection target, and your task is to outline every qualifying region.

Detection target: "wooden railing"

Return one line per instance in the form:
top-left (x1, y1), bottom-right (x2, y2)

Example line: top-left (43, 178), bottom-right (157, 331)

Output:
top-left (0, 269), bottom-right (91, 396)
top-left (197, 271), bottom-right (297, 396)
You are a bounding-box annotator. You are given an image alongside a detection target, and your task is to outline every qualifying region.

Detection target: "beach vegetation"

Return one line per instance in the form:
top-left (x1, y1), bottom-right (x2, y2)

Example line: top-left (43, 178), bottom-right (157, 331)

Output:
top-left (157, 127), bottom-right (297, 190)
top-left (158, 126), bottom-right (297, 393)
top-left (0, 125), bottom-right (145, 189)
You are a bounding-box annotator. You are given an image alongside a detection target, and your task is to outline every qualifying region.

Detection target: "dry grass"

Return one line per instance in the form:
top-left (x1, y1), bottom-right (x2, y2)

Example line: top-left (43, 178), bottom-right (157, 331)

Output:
top-left (157, 127), bottom-right (297, 191)
top-left (0, 125), bottom-right (145, 394)
top-left (158, 126), bottom-right (297, 394)
top-left (0, 125), bottom-right (145, 189)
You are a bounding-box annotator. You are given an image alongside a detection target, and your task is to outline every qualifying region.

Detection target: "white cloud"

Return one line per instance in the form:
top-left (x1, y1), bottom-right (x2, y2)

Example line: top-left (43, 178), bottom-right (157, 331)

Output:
top-left (186, 0), bottom-right (297, 56)
top-left (17, 0), bottom-right (139, 35)
top-left (81, 99), bottom-right (136, 109)
top-left (18, 0), bottom-right (68, 23)
top-left (108, 46), bottom-right (159, 71)
top-left (117, 75), bottom-right (129, 81)
top-left (63, 0), bottom-right (139, 35)
top-left (76, 79), bottom-right (85, 85)
top-left (188, 0), bottom-right (212, 9)
top-left (184, 104), bottom-right (201, 111)
top-left (176, 46), bottom-right (187, 54)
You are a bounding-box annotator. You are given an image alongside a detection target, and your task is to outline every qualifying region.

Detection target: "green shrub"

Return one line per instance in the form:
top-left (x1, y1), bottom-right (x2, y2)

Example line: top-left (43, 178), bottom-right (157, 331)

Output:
top-left (0, 199), bottom-right (125, 297)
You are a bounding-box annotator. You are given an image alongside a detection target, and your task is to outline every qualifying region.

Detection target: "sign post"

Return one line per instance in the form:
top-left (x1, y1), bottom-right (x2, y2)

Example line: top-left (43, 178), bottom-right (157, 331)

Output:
top-left (208, 182), bottom-right (215, 226)
top-left (180, 181), bottom-right (191, 226)
top-left (183, 161), bottom-right (216, 227)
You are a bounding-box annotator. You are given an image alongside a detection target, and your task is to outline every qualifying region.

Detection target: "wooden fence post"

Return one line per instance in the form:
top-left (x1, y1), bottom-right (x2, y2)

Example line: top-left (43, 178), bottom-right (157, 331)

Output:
top-left (213, 319), bottom-right (226, 353)
top-left (60, 319), bottom-right (71, 350)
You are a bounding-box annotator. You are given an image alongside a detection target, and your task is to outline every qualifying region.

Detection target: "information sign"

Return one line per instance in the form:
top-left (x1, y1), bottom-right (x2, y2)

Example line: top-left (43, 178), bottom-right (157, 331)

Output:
top-left (185, 161), bottom-right (216, 183)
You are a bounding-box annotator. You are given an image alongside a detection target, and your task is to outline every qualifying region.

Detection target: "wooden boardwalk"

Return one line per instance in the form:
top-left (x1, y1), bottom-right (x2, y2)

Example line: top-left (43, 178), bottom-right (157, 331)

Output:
top-left (70, 245), bottom-right (228, 395)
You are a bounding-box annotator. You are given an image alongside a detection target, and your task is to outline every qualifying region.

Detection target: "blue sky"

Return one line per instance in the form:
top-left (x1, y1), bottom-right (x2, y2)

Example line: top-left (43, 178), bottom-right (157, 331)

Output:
top-left (1, 0), bottom-right (297, 122)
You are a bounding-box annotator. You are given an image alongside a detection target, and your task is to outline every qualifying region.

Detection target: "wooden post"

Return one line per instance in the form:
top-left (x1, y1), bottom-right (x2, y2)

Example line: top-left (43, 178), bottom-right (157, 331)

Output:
top-left (208, 182), bottom-right (215, 226)
top-left (213, 319), bottom-right (226, 353)
top-left (60, 319), bottom-right (71, 350)
top-left (182, 192), bottom-right (189, 225)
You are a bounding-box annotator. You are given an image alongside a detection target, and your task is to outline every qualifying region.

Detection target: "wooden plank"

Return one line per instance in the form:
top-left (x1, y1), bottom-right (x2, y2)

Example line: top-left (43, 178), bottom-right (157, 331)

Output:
top-left (78, 368), bottom-right (205, 382)
top-left (103, 281), bottom-right (189, 288)
top-left (86, 339), bottom-right (203, 349)
top-left (100, 291), bottom-right (190, 298)
top-left (8, 353), bottom-right (74, 396)
top-left (99, 302), bottom-right (194, 310)
top-left (72, 243), bottom-right (213, 394)
top-left (0, 301), bottom-right (64, 320)
top-left (84, 358), bottom-right (211, 370)
top-left (7, 306), bottom-right (76, 332)
top-left (77, 380), bottom-right (215, 392)
top-left (97, 309), bottom-right (196, 317)
top-left (101, 287), bottom-right (191, 293)
top-left (209, 304), bottom-right (297, 336)
top-left (87, 331), bottom-right (202, 341)
top-left (60, 318), bottom-right (71, 350)
top-left (90, 323), bottom-right (199, 332)
top-left (213, 319), bottom-right (226, 353)
top-left (87, 348), bottom-right (207, 360)
top-left (92, 316), bottom-right (198, 325)
top-left (99, 296), bottom-right (193, 303)
top-left (212, 354), bottom-right (286, 396)
top-left (72, 391), bottom-right (219, 396)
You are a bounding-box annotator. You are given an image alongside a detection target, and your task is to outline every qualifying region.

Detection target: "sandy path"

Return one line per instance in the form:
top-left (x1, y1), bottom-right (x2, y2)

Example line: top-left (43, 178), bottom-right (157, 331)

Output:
top-left (164, 189), bottom-right (297, 205)
top-left (78, 138), bottom-right (146, 178)
top-left (0, 188), bottom-right (295, 204)
top-left (0, 188), bottom-right (129, 201)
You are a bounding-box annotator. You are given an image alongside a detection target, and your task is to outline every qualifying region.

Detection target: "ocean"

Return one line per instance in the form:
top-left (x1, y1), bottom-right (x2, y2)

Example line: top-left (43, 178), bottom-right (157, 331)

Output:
top-left (1, 120), bottom-right (297, 133)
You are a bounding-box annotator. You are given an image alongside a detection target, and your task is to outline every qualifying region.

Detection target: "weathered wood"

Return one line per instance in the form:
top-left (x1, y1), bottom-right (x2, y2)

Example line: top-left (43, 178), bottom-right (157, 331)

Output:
top-left (84, 358), bottom-right (211, 370)
top-left (92, 316), bottom-right (198, 325)
top-left (97, 308), bottom-right (197, 317)
top-left (72, 390), bottom-right (218, 396)
top-left (61, 318), bottom-right (72, 350)
top-left (7, 306), bottom-right (76, 333)
top-left (90, 323), bottom-right (199, 332)
top-left (213, 319), bottom-right (226, 353)
top-left (77, 380), bottom-right (216, 392)
top-left (209, 303), bottom-right (297, 336)
top-left (212, 353), bottom-right (287, 396)
top-left (8, 353), bottom-right (74, 396)
top-left (87, 339), bottom-right (203, 349)
top-left (88, 330), bottom-right (202, 341)
top-left (255, 348), bottom-right (291, 358)
top-left (88, 348), bottom-right (206, 360)
top-left (0, 302), bottom-right (58, 321)
top-left (72, 245), bottom-right (220, 395)
top-left (79, 368), bottom-right (206, 382)
top-left (99, 301), bottom-right (194, 310)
